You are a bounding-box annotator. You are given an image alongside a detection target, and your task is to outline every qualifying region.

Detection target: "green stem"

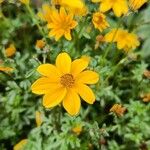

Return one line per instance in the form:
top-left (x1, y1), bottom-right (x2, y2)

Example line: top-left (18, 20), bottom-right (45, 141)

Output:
top-left (26, 4), bottom-right (46, 39)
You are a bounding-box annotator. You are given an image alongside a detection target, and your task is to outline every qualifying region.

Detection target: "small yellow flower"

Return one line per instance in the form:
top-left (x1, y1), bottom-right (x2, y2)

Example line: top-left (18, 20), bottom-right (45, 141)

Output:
top-left (105, 29), bottom-right (140, 52)
top-left (35, 111), bottom-right (43, 127)
top-left (61, 0), bottom-right (88, 16)
top-left (95, 35), bottom-right (105, 49)
top-left (5, 44), bottom-right (16, 57)
top-left (129, 0), bottom-right (147, 11)
top-left (143, 70), bottom-right (150, 78)
top-left (37, 4), bottom-right (52, 23)
top-left (92, 12), bottom-right (109, 32)
top-left (47, 7), bottom-right (78, 41)
top-left (140, 93), bottom-right (150, 102)
top-left (13, 139), bottom-right (27, 150)
top-left (31, 52), bottom-right (99, 116)
top-left (19, 0), bottom-right (29, 5)
top-left (0, 66), bottom-right (13, 72)
top-left (99, 0), bottom-right (128, 17)
top-left (35, 39), bottom-right (46, 49)
top-left (110, 104), bottom-right (126, 116)
top-left (72, 125), bottom-right (82, 135)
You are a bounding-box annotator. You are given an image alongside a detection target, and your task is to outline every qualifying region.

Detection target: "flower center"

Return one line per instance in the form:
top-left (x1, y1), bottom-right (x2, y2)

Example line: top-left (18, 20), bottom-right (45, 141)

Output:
top-left (60, 74), bottom-right (75, 88)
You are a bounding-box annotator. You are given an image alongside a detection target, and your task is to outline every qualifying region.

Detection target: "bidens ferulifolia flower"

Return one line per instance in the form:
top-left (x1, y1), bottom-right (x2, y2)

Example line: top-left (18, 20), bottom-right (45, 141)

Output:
top-left (129, 0), bottom-right (147, 10)
top-left (99, 0), bottom-right (128, 17)
top-left (31, 52), bottom-right (99, 116)
top-left (47, 7), bottom-right (78, 41)
top-left (72, 125), bottom-right (82, 135)
top-left (61, 0), bottom-right (88, 16)
top-left (92, 12), bottom-right (109, 32)
top-left (110, 104), bottom-right (126, 116)
top-left (5, 44), bottom-right (16, 57)
top-left (140, 93), bottom-right (150, 102)
top-left (104, 29), bottom-right (140, 52)
top-left (35, 39), bottom-right (46, 49)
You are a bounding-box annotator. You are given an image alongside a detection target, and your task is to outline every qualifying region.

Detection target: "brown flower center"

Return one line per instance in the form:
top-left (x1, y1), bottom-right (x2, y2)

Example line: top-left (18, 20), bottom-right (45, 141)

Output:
top-left (60, 74), bottom-right (75, 88)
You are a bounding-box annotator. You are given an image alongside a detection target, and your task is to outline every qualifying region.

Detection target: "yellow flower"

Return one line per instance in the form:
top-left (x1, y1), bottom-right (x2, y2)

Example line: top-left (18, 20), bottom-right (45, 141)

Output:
top-left (35, 39), bottom-right (46, 49)
top-left (13, 139), bottom-right (27, 150)
top-left (0, 66), bottom-right (13, 72)
top-left (31, 52), bottom-right (99, 116)
top-left (140, 93), bottom-right (150, 102)
top-left (47, 7), bottom-right (78, 41)
top-left (37, 4), bottom-right (52, 23)
top-left (35, 111), bottom-right (43, 127)
top-left (61, 0), bottom-right (88, 16)
top-left (110, 104), bottom-right (126, 116)
top-left (92, 12), bottom-right (109, 32)
top-left (143, 70), bottom-right (150, 78)
top-left (129, 0), bottom-right (147, 10)
top-left (72, 125), bottom-right (82, 135)
top-left (99, 0), bottom-right (128, 17)
top-left (19, 0), bottom-right (29, 5)
top-left (5, 44), bottom-right (16, 57)
top-left (105, 29), bottom-right (140, 52)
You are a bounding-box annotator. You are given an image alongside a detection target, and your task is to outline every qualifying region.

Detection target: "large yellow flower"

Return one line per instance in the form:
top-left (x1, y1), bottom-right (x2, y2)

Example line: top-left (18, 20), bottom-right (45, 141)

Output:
top-left (129, 0), bottom-right (147, 11)
top-left (105, 29), bottom-right (140, 52)
top-left (47, 7), bottom-right (77, 41)
top-left (99, 0), bottom-right (128, 17)
top-left (92, 12), bottom-right (109, 32)
top-left (31, 52), bottom-right (99, 116)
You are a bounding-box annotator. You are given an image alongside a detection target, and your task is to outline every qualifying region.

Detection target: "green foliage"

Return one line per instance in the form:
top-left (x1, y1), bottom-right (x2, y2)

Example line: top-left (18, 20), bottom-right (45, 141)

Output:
top-left (0, 1), bottom-right (150, 150)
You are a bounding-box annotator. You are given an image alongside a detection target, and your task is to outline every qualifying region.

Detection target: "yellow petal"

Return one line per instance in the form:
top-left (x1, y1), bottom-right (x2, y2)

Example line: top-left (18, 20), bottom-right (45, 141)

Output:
top-left (56, 52), bottom-right (72, 74)
top-left (31, 77), bottom-right (61, 94)
top-left (35, 111), bottom-right (42, 127)
top-left (91, 0), bottom-right (101, 3)
top-left (100, 1), bottom-right (112, 12)
top-left (37, 64), bottom-right (61, 78)
top-left (43, 87), bottom-right (67, 108)
top-left (0, 67), bottom-right (13, 72)
top-left (71, 58), bottom-right (89, 77)
top-left (64, 31), bottom-right (72, 41)
top-left (63, 89), bottom-right (81, 115)
top-left (75, 83), bottom-right (95, 104)
top-left (113, 4), bottom-right (121, 17)
top-left (14, 139), bottom-right (27, 150)
top-left (76, 70), bottom-right (99, 84)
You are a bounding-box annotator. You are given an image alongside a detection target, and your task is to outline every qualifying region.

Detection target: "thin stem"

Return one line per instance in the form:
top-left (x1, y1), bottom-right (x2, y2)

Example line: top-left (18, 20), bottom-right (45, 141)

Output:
top-left (26, 4), bottom-right (46, 39)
